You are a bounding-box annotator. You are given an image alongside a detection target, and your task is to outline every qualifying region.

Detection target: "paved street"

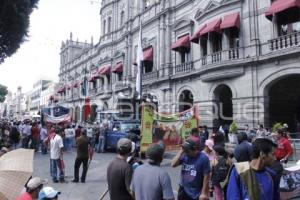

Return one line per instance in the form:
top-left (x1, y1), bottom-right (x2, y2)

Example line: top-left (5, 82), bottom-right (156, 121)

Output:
top-left (32, 149), bottom-right (180, 200)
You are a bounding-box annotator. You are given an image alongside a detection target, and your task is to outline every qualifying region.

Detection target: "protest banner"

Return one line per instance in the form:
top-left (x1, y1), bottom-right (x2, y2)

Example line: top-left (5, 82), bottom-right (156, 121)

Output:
top-left (141, 105), bottom-right (199, 152)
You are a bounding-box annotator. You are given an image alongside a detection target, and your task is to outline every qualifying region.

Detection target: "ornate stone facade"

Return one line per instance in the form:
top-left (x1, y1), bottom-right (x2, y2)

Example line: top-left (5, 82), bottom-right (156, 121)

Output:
top-left (58, 0), bottom-right (300, 131)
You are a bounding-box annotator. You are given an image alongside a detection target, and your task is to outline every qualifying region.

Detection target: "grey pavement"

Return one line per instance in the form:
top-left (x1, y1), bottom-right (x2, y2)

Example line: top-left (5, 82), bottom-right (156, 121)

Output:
top-left (32, 149), bottom-right (180, 200)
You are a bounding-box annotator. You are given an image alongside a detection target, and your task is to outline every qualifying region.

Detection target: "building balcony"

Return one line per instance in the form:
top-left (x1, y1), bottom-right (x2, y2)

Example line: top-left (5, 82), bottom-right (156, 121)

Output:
top-left (200, 47), bottom-right (244, 67)
top-left (143, 70), bottom-right (159, 80)
top-left (174, 62), bottom-right (194, 74)
top-left (269, 32), bottom-right (300, 52)
top-left (114, 81), bottom-right (130, 91)
top-left (89, 88), bottom-right (97, 96)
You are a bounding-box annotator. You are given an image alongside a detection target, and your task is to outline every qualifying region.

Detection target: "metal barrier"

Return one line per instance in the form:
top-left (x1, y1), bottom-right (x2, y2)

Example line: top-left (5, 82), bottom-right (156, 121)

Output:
top-left (289, 139), bottom-right (300, 161)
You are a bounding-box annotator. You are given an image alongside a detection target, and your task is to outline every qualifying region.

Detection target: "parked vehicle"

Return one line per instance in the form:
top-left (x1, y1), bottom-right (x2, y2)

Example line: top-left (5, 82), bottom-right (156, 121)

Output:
top-left (105, 120), bottom-right (140, 150)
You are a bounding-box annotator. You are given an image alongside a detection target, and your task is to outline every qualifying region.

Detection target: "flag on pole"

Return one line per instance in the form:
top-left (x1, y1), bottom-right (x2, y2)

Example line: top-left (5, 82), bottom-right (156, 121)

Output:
top-left (135, 20), bottom-right (143, 97)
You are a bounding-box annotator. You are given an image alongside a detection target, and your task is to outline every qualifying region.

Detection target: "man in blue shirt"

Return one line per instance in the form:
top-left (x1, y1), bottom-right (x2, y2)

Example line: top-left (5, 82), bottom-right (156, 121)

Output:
top-left (227, 138), bottom-right (279, 200)
top-left (171, 139), bottom-right (210, 200)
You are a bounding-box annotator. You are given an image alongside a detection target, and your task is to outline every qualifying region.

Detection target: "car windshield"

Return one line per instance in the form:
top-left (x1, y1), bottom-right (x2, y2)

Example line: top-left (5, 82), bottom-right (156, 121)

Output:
top-left (120, 123), bottom-right (139, 132)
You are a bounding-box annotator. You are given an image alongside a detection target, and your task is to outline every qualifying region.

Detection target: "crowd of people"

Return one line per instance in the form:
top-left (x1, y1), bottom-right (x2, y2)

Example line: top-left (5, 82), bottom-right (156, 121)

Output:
top-left (0, 118), bottom-right (296, 200)
top-left (106, 124), bottom-right (295, 200)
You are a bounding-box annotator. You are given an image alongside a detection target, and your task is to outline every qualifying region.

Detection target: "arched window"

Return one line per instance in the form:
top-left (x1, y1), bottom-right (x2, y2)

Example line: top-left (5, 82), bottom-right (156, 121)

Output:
top-left (103, 20), bottom-right (106, 35)
top-left (108, 17), bottom-right (112, 33)
top-left (120, 11), bottom-right (125, 27)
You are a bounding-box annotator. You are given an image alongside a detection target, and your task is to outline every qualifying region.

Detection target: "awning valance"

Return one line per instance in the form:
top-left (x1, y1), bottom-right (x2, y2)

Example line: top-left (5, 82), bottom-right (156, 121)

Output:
top-left (88, 76), bottom-right (97, 82)
top-left (112, 63), bottom-right (123, 73)
top-left (66, 84), bottom-right (71, 90)
top-left (265, 0), bottom-right (300, 20)
top-left (73, 82), bottom-right (79, 88)
top-left (143, 47), bottom-right (153, 62)
top-left (98, 66), bottom-right (111, 75)
top-left (200, 18), bottom-right (222, 36)
top-left (220, 13), bottom-right (240, 30)
top-left (57, 86), bottom-right (66, 93)
top-left (190, 24), bottom-right (207, 43)
top-left (171, 35), bottom-right (191, 52)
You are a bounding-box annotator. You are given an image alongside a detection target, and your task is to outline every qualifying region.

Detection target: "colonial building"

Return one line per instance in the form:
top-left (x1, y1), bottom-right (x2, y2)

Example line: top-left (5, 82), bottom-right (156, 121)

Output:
top-left (58, 0), bottom-right (300, 131)
top-left (29, 80), bottom-right (52, 115)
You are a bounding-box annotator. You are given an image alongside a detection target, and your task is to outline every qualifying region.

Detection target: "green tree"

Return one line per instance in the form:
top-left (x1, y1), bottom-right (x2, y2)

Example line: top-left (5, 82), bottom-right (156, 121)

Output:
top-left (0, 0), bottom-right (39, 63)
top-left (0, 84), bottom-right (8, 103)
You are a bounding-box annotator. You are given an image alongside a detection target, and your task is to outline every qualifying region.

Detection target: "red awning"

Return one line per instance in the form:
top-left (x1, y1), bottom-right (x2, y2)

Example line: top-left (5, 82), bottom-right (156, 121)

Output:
top-left (143, 47), bottom-right (153, 62)
top-left (73, 82), bottom-right (79, 88)
top-left (265, 0), bottom-right (300, 20)
top-left (220, 13), bottom-right (240, 30)
top-left (57, 86), bottom-right (66, 93)
top-left (112, 63), bottom-right (123, 73)
top-left (66, 84), bottom-right (71, 90)
top-left (98, 66), bottom-right (111, 75)
top-left (190, 24), bottom-right (207, 43)
top-left (88, 76), bottom-right (97, 82)
top-left (200, 18), bottom-right (222, 36)
top-left (171, 35), bottom-right (191, 51)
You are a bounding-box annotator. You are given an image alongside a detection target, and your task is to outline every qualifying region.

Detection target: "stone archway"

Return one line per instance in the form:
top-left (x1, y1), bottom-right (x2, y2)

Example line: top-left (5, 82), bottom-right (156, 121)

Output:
top-left (178, 90), bottom-right (194, 112)
top-left (265, 75), bottom-right (300, 132)
top-left (213, 84), bottom-right (233, 130)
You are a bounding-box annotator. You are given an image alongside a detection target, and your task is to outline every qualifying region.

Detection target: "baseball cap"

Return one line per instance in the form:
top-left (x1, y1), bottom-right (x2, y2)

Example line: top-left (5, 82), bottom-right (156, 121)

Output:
top-left (205, 139), bottom-right (214, 151)
top-left (182, 139), bottom-right (197, 151)
top-left (117, 138), bottom-right (132, 152)
top-left (39, 187), bottom-right (61, 200)
top-left (26, 177), bottom-right (47, 190)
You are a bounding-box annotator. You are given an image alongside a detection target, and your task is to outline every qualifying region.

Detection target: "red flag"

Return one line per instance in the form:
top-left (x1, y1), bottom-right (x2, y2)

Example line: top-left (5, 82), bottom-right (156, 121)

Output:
top-left (84, 97), bottom-right (91, 120)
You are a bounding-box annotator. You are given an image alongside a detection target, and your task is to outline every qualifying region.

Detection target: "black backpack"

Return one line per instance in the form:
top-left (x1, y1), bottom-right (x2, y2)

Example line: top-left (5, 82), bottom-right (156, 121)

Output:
top-left (213, 157), bottom-right (230, 183)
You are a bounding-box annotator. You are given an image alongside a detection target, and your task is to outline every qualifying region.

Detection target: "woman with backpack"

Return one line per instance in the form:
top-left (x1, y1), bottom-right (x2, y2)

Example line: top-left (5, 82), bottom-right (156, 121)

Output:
top-left (211, 145), bottom-right (232, 200)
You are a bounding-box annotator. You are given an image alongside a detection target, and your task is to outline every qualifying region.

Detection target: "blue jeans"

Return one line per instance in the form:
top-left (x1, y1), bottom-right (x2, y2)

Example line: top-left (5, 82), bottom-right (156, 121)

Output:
top-left (50, 159), bottom-right (64, 181)
top-left (41, 140), bottom-right (47, 154)
top-left (64, 137), bottom-right (72, 151)
top-left (97, 136), bottom-right (106, 153)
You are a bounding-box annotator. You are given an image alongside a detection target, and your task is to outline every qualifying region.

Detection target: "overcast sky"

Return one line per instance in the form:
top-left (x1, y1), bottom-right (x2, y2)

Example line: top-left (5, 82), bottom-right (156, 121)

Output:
top-left (0, 0), bottom-right (101, 94)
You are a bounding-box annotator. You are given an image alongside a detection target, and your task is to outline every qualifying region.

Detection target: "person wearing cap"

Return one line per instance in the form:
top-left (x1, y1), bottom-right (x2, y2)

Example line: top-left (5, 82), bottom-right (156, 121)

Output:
top-left (171, 139), bottom-right (210, 200)
top-left (72, 129), bottom-right (90, 183)
top-left (38, 187), bottom-right (61, 200)
top-left (107, 138), bottom-right (134, 200)
top-left (131, 143), bottom-right (174, 200)
top-left (17, 177), bottom-right (46, 200)
top-left (188, 128), bottom-right (201, 150)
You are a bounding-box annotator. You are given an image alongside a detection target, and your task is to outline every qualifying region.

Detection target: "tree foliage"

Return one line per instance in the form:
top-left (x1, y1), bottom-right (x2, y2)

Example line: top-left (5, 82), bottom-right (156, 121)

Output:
top-left (0, 84), bottom-right (8, 103)
top-left (0, 0), bottom-right (39, 63)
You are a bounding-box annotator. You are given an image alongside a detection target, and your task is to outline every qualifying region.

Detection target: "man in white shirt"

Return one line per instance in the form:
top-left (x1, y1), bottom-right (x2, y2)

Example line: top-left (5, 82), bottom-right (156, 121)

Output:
top-left (64, 125), bottom-right (75, 151)
top-left (50, 127), bottom-right (66, 183)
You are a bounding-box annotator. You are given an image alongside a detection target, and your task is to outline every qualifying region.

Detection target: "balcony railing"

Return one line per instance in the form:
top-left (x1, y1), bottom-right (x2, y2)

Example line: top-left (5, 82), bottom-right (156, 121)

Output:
top-left (89, 88), bottom-right (97, 95)
top-left (200, 47), bottom-right (243, 67)
top-left (175, 62), bottom-right (194, 74)
top-left (229, 48), bottom-right (240, 59)
top-left (201, 56), bottom-right (207, 66)
top-left (211, 51), bottom-right (222, 63)
top-left (269, 32), bottom-right (300, 51)
top-left (143, 71), bottom-right (158, 80)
